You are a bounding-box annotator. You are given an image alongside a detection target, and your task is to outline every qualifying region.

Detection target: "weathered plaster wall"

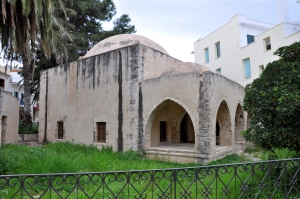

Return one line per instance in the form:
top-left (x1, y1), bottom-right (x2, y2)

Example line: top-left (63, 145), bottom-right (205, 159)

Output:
top-left (38, 43), bottom-right (181, 152)
top-left (139, 45), bottom-right (181, 80)
top-left (0, 90), bottom-right (19, 145)
top-left (198, 72), bottom-right (245, 162)
top-left (141, 74), bottom-right (200, 150)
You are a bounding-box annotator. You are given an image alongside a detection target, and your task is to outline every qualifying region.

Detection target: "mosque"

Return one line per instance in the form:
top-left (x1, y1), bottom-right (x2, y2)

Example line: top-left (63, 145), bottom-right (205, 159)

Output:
top-left (38, 34), bottom-right (247, 163)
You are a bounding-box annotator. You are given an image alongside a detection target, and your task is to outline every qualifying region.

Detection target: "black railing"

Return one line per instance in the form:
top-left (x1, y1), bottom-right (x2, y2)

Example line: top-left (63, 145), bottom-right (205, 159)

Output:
top-left (0, 158), bottom-right (299, 199)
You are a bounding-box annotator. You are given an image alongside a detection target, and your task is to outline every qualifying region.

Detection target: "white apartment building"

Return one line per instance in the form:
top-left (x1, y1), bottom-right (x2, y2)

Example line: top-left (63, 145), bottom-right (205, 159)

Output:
top-left (0, 65), bottom-right (38, 122)
top-left (194, 1), bottom-right (300, 87)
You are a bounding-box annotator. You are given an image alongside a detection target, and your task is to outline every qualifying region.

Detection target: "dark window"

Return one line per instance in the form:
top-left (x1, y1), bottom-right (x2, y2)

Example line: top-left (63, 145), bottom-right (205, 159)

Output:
top-left (215, 42), bottom-right (221, 58)
top-left (0, 78), bottom-right (4, 88)
top-left (97, 122), bottom-right (106, 143)
top-left (264, 37), bottom-right (271, 51)
top-left (160, 121), bottom-right (167, 142)
top-left (57, 122), bottom-right (64, 139)
top-left (14, 91), bottom-right (18, 98)
top-left (247, 35), bottom-right (255, 44)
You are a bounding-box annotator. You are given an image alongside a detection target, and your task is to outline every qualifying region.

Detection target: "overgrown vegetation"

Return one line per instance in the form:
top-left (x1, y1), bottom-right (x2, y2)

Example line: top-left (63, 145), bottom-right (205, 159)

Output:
top-left (18, 122), bottom-right (38, 134)
top-left (243, 42), bottom-right (300, 153)
top-left (0, 143), bottom-right (298, 198)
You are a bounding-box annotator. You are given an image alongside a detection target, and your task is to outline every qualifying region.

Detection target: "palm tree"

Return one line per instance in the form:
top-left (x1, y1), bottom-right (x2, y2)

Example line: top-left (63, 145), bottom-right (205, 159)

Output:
top-left (0, 0), bottom-right (72, 126)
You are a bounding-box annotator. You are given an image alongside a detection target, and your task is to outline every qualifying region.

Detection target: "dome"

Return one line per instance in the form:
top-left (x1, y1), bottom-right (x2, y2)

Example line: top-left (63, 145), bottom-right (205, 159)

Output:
top-left (160, 62), bottom-right (211, 77)
top-left (82, 34), bottom-right (168, 59)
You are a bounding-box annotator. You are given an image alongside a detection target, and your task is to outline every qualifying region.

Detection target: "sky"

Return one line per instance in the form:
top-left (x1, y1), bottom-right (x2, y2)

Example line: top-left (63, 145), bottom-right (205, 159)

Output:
top-left (102, 0), bottom-right (300, 62)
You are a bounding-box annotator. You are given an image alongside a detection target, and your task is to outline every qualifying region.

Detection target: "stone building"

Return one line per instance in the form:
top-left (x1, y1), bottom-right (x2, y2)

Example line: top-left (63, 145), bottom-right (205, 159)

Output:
top-left (0, 66), bottom-right (19, 146)
top-left (38, 34), bottom-right (247, 163)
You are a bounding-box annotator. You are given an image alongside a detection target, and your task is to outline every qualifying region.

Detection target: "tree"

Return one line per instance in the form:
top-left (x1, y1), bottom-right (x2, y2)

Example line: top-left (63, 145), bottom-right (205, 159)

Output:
top-left (0, 0), bottom-right (72, 126)
top-left (30, 0), bottom-right (136, 103)
top-left (64, 0), bottom-right (136, 61)
top-left (243, 42), bottom-right (300, 152)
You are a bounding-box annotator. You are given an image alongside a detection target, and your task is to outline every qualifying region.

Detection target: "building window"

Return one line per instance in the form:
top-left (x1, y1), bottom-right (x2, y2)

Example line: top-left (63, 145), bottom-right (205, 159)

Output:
top-left (14, 91), bottom-right (19, 98)
top-left (96, 122), bottom-right (106, 143)
top-left (247, 35), bottom-right (255, 44)
top-left (57, 122), bottom-right (64, 139)
top-left (264, 37), bottom-right (271, 51)
top-left (20, 93), bottom-right (24, 106)
top-left (216, 68), bottom-right (221, 73)
top-left (243, 58), bottom-right (251, 79)
top-left (215, 42), bottom-right (221, 58)
top-left (204, 48), bottom-right (209, 63)
top-left (259, 65), bottom-right (265, 75)
top-left (160, 121), bottom-right (167, 142)
top-left (0, 78), bottom-right (4, 88)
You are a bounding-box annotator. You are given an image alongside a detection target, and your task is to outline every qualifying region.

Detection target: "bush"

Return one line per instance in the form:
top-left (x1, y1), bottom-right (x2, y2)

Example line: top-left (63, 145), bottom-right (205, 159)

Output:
top-left (19, 122), bottom-right (39, 134)
top-left (243, 42), bottom-right (300, 152)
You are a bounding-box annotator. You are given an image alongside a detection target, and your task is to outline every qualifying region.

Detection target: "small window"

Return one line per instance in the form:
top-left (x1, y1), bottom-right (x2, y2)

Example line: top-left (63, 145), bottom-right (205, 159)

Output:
top-left (160, 121), bottom-right (167, 142)
top-left (20, 93), bottom-right (24, 106)
top-left (97, 122), bottom-right (106, 143)
top-left (204, 48), bottom-right (209, 63)
top-left (14, 91), bottom-right (19, 98)
top-left (264, 37), bottom-right (271, 51)
top-left (247, 35), bottom-right (255, 44)
top-left (0, 78), bottom-right (4, 88)
top-left (243, 58), bottom-right (251, 79)
top-left (215, 42), bottom-right (221, 58)
top-left (57, 122), bottom-right (64, 139)
top-left (259, 65), bottom-right (265, 75)
top-left (216, 68), bottom-right (221, 73)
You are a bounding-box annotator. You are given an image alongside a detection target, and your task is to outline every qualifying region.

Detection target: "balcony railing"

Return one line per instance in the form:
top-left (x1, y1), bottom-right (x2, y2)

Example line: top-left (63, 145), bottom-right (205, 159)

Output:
top-left (0, 158), bottom-right (299, 198)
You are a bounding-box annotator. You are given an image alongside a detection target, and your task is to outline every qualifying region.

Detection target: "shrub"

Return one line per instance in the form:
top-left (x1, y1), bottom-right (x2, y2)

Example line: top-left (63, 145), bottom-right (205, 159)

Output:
top-left (243, 42), bottom-right (300, 152)
top-left (19, 122), bottom-right (39, 134)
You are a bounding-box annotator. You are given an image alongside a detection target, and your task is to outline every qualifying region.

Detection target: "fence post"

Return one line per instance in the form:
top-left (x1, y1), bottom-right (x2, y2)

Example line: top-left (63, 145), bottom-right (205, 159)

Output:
top-left (173, 170), bottom-right (177, 199)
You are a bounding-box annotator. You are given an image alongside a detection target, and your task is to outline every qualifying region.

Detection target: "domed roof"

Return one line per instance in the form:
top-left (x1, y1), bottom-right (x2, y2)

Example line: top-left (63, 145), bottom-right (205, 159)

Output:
top-left (82, 34), bottom-right (168, 59)
top-left (160, 62), bottom-right (210, 77)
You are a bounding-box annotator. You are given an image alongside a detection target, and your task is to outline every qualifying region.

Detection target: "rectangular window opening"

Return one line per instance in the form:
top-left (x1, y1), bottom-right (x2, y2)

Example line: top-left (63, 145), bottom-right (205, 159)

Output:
top-left (247, 35), bottom-right (255, 44)
top-left (264, 37), bottom-right (271, 51)
top-left (215, 42), bottom-right (221, 58)
top-left (97, 122), bottom-right (106, 143)
top-left (216, 68), bottom-right (221, 73)
top-left (160, 121), bottom-right (167, 142)
top-left (243, 58), bottom-right (251, 79)
top-left (14, 91), bottom-right (19, 98)
top-left (0, 78), bottom-right (4, 88)
top-left (57, 122), bottom-right (64, 139)
top-left (204, 48), bottom-right (209, 63)
top-left (259, 65), bottom-right (265, 75)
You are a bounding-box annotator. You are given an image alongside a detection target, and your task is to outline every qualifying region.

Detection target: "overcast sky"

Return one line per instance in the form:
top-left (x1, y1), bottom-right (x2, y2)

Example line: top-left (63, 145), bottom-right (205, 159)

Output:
top-left (102, 0), bottom-right (300, 62)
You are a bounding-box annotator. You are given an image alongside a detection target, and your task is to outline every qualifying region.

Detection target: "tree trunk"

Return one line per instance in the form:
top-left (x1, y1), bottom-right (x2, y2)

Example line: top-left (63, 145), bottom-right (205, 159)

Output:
top-left (22, 48), bottom-right (33, 126)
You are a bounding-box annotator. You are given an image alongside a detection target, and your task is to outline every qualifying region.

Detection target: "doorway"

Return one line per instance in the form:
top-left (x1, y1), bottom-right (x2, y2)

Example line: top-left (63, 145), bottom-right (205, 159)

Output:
top-left (1, 116), bottom-right (7, 144)
top-left (180, 113), bottom-right (195, 143)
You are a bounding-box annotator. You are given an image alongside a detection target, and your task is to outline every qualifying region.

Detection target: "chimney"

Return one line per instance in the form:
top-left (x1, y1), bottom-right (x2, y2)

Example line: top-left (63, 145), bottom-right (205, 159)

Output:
top-left (277, 0), bottom-right (290, 23)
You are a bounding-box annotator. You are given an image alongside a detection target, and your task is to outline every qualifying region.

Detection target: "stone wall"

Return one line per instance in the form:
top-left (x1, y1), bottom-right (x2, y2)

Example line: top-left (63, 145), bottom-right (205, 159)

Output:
top-left (0, 88), bottom-right (19, 146)
top-left (141, 74), bottom-right (200, 150)
top-left (198, 72), bottom-right (246, 162)
top-left (38, 44), bottom-right (181, 152)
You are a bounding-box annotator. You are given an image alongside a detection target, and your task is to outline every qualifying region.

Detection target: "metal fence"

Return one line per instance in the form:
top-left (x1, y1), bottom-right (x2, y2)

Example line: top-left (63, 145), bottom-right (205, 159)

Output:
top-left (0, 158), bottom-right (299, 199)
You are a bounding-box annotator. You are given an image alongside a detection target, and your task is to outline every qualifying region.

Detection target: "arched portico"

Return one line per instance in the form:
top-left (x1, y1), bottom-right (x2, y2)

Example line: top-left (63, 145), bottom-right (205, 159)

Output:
top-left (144, 99), bottom-right (196, 150)
top-left (215, 100), bottom-right (232, 146)
top-left (235, 104), bottom-right (244, 142)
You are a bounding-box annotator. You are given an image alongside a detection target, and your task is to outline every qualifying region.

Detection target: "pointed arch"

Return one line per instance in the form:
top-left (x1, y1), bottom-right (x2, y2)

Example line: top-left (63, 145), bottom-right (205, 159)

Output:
top-left (235, 103), bottom-right (245, 142)
top-left (144, 97), bottom-right (196, 148)
top-left (216, 100), bottom-right (232, 146)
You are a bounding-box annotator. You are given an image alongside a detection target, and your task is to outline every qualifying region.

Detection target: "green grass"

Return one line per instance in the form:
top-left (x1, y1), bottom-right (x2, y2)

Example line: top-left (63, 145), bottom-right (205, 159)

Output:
top-left (0, 142), bottom-right (298, 198)
top-left (0, 142), bottom-right (252, 175)
top-left (243, 146), bottom-right (298, 160)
